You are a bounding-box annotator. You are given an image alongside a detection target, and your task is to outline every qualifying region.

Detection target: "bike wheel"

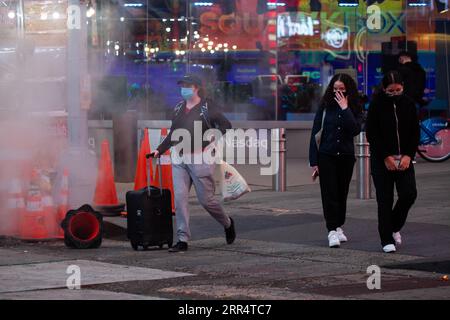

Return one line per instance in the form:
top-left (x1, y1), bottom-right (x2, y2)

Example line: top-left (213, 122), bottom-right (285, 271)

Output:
top-left (418, 129), bottom-right (450, 162)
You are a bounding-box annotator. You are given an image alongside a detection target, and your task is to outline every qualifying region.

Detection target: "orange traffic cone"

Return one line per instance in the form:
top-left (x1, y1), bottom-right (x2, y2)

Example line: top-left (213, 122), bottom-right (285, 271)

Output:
top-left (93, 140), bottom-right (124, 215)
top-left (56, 168), bottom-right (69, 238)
top-left (20, 171), bottom-right (49, 240)
top-left (5, 178), bottom-right (26, 237)
top-left (41, 193), bottom-right (57, 238)
top-left (153, 128), bottom-right (175, 214)
top-left (134, 128), bottom-right (153, 190)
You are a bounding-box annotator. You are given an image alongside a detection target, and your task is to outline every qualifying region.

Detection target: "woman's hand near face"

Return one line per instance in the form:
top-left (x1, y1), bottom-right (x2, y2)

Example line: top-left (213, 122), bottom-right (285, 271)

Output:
top-left (334, 91), bottom-right (348, 110)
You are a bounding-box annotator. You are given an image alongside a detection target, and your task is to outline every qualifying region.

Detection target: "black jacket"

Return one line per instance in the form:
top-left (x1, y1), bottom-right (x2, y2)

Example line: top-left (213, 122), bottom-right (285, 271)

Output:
top-left (309, 101), bottom-right (363, 167)
top-left (157, 99), bottom-right (232, 155)
top-left (366, 93), bottom-right (420, 160)
top-left (398, 62), bottom-right (426, 106)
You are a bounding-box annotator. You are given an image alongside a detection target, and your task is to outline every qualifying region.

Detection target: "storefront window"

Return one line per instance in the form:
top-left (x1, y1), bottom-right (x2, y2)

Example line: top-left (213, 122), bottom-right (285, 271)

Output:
top-left (1, 1), bottom-right (449, 121)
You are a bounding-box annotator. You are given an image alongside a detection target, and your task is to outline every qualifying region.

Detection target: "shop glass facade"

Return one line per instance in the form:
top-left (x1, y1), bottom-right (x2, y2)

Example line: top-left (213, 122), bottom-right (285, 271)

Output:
top-left (1, 0), bottom-right (450, 122)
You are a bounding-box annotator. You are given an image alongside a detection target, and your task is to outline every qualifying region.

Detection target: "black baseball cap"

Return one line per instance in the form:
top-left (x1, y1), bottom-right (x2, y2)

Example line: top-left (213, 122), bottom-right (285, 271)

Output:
top-left (177, 74), bottom-right (203, 87)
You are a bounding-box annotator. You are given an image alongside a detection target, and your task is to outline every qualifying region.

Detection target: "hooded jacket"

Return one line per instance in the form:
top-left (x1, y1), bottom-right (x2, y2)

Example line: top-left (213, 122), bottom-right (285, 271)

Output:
top-left (157, 99), bottom-right (231, 155)
top-left (366, 93), bottom-right (420, 160)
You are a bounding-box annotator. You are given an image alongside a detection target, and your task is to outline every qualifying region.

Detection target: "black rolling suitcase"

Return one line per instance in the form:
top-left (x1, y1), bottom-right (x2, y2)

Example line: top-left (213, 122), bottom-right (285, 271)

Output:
top-left (126, 155), bottom-right (173, 250)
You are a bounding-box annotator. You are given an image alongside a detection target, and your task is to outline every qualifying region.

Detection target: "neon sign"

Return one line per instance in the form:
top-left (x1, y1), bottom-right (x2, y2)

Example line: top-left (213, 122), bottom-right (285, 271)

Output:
top-left (277, 13), bottom-right (314, 38)
top-left (321, 28), bottom-right (348, 49)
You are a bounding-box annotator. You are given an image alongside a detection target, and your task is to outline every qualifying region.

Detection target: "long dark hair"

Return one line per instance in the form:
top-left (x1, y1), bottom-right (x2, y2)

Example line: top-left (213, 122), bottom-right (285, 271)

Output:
top-left (321, 73), bottom-right (361, 113)
top-left (382, 70), bottom-right (403, 89)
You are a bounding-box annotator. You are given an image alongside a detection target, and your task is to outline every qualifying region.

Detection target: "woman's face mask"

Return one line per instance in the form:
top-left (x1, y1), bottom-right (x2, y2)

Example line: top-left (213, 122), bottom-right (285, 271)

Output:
top-left (333, 80), bottom-right (347, 97)
top-left (181, 87), bottom-right (194, 100)
top-left (385, 84), bottom-right (404, 98)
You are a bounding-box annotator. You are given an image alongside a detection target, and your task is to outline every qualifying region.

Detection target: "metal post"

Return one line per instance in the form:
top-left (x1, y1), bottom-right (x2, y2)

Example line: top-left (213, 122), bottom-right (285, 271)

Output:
top-left (272, 128), bottom-right (287, 192)
top-left (62, 1), bottom-right (98, 208)
top-left (16, 0), bottom-right (24, 38)
top-left (67, 0), bottom-right (88, 148)
top-left (356, 131), bottom-right (371, 199)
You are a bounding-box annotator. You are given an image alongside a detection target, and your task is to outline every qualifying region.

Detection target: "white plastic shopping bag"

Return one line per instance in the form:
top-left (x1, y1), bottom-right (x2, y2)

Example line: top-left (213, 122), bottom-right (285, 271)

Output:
top-left (219, 161), bottom-right (251, 201)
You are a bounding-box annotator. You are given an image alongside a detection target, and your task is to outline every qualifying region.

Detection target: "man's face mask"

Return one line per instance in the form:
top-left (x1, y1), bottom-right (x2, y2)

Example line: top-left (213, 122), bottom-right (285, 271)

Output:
top-left (181, 87), bottom-right (194, 100)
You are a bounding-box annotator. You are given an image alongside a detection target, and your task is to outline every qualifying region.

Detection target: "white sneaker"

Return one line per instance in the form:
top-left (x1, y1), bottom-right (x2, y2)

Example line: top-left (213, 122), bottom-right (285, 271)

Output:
top-left (383, 244), bottom-right (396, 253)
top-left (328, 231), bottom-right (340, 248)
top-left (336, 227), bottom-right (348, 242)
top-left (393, 232), bottom-right (402, 246)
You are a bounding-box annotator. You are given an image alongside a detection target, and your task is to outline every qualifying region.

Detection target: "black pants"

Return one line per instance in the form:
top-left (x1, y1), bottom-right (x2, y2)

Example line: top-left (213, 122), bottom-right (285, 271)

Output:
top-left (318, 153), bottom-right (356, 232)
top-left (371, 155), bottom-right (417, 247)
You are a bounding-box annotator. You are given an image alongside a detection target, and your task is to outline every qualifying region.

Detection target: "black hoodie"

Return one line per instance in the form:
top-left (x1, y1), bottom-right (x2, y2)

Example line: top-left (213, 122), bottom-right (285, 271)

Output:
top-left (366, 93), bottom-right (420, 160)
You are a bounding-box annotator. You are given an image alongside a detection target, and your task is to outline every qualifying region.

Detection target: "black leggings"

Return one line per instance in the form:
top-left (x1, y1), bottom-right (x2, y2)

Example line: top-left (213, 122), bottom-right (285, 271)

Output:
top-left (318, 153), bottom-right (356, 232)
top-left (371, 156), bottom-right (417, 247)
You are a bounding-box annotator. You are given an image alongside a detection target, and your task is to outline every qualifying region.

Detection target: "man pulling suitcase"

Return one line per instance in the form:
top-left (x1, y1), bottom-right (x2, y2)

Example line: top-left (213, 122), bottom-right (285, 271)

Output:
top-left (149, 74), bottom-right (236, 253)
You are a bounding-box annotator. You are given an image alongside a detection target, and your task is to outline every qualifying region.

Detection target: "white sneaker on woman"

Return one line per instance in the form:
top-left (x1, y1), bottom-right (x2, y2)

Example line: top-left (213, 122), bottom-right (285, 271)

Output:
top-left (336, 227), bottom-right (348, 242)
top-left (383, 244), bottom-right (396, 253)
top-left (328, 231), bottom-right (340, 248)
top-left (393, 232), bottom-right (402, 246)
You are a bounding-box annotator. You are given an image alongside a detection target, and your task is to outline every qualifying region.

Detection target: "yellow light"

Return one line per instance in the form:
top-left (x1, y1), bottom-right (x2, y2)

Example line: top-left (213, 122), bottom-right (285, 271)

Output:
top-left (208, 41), bottom-right (214, 46)
top-left (201, 48), bottom-right (206, 52)
top-left (198, 43), bottom-right (203, 48)
top-left (8, 11), bottom-right (15, 19)
top-left (41, 12), bottom-right (48, 20)
top-left (52, 12), bottom-right (60, 19)
top-left (232, 45), bottom-right (237, 50)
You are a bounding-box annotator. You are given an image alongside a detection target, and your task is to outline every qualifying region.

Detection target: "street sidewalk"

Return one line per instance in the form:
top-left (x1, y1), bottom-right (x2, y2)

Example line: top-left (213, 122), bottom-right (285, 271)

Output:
top-left (1, 158), bottom-right (450, 300)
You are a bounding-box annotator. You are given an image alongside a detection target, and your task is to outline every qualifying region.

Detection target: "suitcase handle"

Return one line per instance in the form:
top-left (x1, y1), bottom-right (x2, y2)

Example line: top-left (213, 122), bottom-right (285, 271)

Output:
top-left (146, 153), bottom-right (163, 196)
